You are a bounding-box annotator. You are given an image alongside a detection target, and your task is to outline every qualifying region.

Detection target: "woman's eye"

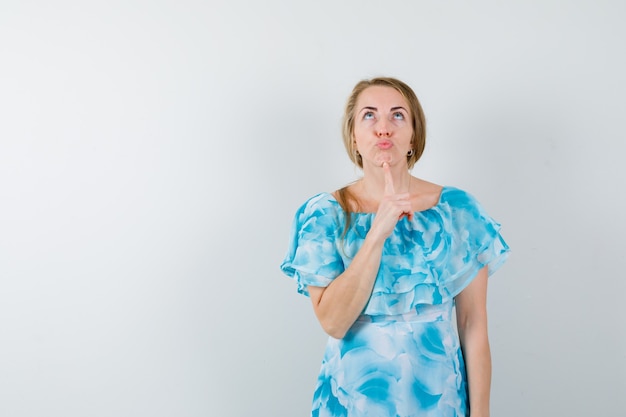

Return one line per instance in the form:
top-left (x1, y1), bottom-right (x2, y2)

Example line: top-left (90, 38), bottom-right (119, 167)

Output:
top-left (363, 111), bottom-right (374, 120)
top-left (393, 112), bottom-right (404, 120)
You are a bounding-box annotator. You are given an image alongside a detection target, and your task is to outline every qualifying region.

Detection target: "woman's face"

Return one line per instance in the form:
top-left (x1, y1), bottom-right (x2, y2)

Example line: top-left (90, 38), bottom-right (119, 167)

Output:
top-left (353, 85), bottom-right (414, 169)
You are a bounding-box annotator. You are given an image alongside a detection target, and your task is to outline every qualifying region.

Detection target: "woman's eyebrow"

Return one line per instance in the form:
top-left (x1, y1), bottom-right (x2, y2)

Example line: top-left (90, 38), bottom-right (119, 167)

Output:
top-left (359, 106), bottom-right (407, 113)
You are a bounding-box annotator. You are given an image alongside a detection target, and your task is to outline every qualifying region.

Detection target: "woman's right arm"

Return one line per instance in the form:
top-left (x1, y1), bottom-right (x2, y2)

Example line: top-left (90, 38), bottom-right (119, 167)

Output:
top-left (307, 163), bottom-right (412, 339)
top-left (307, 233), bottom-right (385, 339)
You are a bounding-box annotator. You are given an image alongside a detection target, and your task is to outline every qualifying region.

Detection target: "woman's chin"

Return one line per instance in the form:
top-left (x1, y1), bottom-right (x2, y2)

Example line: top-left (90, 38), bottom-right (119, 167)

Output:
top-left (375, 155), bottom-right (392, 167)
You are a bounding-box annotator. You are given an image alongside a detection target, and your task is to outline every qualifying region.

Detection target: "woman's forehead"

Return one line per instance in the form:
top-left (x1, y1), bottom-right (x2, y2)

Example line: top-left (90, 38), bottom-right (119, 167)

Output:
top-left (357, 85), bottom-right (408, 108)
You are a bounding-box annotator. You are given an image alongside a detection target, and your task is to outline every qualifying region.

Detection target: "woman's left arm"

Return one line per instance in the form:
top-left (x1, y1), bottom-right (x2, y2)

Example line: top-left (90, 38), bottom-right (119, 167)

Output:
top-left (455, 266), bottom-right (491, 417)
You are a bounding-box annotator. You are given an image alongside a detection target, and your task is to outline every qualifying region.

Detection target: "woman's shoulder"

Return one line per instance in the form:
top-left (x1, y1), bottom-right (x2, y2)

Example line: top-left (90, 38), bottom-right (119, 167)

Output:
top-left (288, 192), bottom-right (344, 240)
top-left (438, 186), bottom-right (498, 227)
top-left (439, 185), bottom-right (481, 207)
top-left (293, 192), bottom-right (342, 219)
top-left (298, 191), bottom-right (337, 209)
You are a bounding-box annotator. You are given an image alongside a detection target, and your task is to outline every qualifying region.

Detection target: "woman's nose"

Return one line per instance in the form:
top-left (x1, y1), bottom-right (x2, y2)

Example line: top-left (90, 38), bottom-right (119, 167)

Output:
top-left (377, 123), bottom-right (391, 137)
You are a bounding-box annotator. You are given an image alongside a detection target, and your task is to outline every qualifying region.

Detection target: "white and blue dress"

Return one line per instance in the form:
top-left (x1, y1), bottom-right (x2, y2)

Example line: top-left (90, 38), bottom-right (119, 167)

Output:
top-left (281, 186), bottom-right (510, 417)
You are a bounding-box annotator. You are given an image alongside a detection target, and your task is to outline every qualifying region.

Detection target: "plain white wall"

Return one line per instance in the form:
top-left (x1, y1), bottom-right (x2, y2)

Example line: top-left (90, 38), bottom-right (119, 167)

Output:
top-left (1, 1), bottom-right (625, 416)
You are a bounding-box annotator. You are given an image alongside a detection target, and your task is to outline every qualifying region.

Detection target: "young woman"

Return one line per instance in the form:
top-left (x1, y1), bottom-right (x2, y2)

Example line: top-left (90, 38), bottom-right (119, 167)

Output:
top-left (281, 77), bottom-right (510, 417)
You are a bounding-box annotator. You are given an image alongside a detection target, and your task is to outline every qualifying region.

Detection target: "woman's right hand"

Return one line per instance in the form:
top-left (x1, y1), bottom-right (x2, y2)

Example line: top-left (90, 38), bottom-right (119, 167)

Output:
top-left (369, 162), bottom-right (413, 240)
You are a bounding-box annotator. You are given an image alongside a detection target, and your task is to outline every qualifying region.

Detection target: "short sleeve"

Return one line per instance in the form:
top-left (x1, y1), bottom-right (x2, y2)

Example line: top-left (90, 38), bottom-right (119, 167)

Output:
top-left (280, 193), bottom-right (345, 297)
top-left (435, 188), bottom-right (510, 299)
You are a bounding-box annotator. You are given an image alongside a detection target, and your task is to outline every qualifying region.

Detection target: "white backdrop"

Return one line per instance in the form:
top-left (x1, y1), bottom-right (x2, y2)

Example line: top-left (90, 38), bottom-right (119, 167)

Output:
top-left (1, 1), bottom-right (625, 416)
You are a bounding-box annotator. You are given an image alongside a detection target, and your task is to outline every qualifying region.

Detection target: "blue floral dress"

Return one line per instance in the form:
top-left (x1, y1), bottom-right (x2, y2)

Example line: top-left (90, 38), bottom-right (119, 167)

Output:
top-left (281, 187), bottom-right (510, 417)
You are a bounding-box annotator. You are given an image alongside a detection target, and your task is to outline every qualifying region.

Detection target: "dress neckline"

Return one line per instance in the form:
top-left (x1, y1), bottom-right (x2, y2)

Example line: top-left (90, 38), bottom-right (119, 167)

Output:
top-left (324, 185), bottom-right (448, 215)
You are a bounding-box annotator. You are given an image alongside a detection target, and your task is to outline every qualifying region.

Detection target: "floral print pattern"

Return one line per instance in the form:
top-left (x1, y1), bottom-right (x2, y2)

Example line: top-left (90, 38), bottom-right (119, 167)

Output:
top-left (281, 187), bottom-right (510, 416)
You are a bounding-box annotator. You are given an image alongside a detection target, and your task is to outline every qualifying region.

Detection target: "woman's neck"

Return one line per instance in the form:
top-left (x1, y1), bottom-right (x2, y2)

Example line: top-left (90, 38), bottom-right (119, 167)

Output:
top-left (359, 168), bottom-right (412, 200)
